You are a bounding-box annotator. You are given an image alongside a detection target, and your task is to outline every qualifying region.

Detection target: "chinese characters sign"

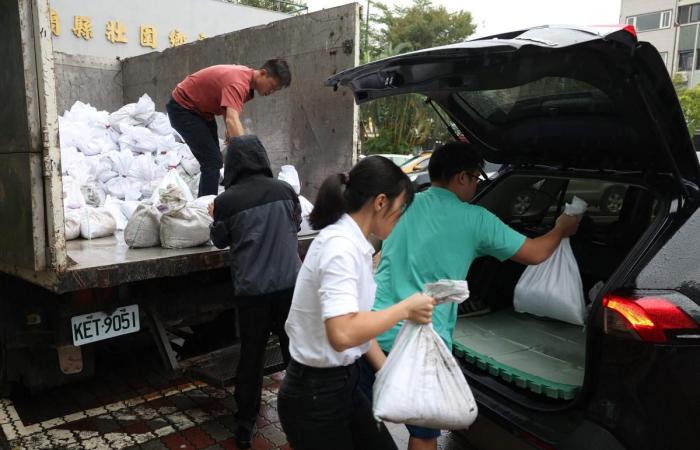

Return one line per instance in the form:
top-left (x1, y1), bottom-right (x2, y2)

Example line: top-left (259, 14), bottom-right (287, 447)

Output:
top-left (105, 21), bottom-right (127, 43)
top-left (72, 16), bottom-right (92, 40)
top-left (51, 10), bottom-right (206, 49)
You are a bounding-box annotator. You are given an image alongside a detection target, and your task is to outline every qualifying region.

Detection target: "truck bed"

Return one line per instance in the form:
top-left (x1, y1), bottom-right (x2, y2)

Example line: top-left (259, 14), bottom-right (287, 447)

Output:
top-left (33, 232), bottom-right (314, 294)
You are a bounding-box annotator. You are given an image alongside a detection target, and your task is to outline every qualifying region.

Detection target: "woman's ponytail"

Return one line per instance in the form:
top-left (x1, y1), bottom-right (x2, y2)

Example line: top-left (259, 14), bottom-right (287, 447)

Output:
top-left (309, 173), bottom-right (348, 230)
top-left (309, 156), bottom-right (414, 230)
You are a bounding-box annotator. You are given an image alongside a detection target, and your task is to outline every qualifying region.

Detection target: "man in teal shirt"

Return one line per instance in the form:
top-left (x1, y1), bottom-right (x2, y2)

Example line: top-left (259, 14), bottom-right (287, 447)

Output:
top-left (371, 141), bottom-right (579, 450)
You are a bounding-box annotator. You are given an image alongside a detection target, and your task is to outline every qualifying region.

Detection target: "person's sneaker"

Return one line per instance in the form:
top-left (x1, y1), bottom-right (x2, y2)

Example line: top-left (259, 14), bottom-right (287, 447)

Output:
top-left (233, 424), bottom-right (253, 449)
top-left (457, 297), bottom-right (491, 317)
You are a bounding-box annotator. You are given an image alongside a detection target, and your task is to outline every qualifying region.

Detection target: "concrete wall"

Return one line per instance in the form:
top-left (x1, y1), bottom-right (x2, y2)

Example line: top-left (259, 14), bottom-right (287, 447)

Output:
top-left (121, 3), bottom-right (360, 198)
top-left (48, 0), bottom-right (289, 59)
top-left (53, 52), bottom-right (124, 114)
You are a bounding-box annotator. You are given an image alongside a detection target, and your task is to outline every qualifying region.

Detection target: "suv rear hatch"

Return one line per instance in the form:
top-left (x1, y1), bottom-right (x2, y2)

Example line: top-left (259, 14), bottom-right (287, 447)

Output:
top-left (327, 25), bottom-right (700, 184)
top-left (327, 25), bottom-right (700, 404)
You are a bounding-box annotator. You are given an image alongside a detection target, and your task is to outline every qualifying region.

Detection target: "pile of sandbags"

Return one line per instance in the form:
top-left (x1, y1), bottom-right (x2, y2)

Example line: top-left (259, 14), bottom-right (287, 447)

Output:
top-left (124, 172), bottom-right (214, 249)
top-left (58, 95), bottom-right (219, 242)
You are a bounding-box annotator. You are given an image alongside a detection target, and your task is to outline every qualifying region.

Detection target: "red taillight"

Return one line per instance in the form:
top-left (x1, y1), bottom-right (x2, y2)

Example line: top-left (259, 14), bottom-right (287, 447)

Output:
top-left (603, 294), bottom-right (698, 343)
top-left (622, 24), bottom-right (637, 38)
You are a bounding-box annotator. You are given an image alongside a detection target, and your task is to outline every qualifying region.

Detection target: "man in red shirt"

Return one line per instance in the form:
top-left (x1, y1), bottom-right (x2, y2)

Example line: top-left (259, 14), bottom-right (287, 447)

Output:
top-left (166, 59), bottom-right (291, 196)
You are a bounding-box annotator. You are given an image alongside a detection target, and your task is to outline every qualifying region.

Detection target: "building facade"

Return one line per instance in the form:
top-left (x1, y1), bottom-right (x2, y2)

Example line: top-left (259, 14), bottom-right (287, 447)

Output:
top-left (49, 0), bottom-right (290, 59)
top-left (621, 0), bottom-right (700, 87)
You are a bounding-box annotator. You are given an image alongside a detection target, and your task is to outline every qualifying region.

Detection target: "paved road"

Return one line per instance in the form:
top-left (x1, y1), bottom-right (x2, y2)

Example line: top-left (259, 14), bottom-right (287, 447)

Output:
top-left (0, 341), bottom-right (479, 450)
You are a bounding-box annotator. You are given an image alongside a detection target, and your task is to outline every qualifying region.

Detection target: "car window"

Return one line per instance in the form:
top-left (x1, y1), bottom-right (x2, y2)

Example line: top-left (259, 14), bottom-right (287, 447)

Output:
top-left (401, 154), bottom-right (424, 168)
top-left (415, 158), bottom-right (431, 171)
top-left (479, 175), bottom-right (633, 226)
top-left (456, 77), bottom-right (612, 124)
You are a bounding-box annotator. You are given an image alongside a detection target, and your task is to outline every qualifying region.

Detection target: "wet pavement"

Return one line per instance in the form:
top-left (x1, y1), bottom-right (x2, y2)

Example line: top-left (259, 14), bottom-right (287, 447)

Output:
top-left (0, 341), bottom-right (473, 450)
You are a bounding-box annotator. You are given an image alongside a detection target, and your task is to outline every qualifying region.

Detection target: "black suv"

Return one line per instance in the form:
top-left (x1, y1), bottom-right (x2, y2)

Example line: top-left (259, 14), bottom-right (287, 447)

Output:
top-left (328, 25), bottom-right (700, 450)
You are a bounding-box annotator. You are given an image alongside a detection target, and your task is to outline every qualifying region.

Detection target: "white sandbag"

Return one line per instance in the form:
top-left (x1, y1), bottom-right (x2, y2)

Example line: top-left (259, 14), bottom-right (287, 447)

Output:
top-left (160, 207), bottom-right (212, 249)
top-left (63, 161), bottom-right (95, 209)
top-left (85, 155), bottom-right (118, 184)
top-left (155, 150), bottom-right (182, 170)
top-left (58, 118), bottom-right (91, 150)
top-left (124, 202), bottom-right (161, 248)
top-left (104, 177), bottom-right (142, 201)
top-left (299, 195), bottom-right (314, 235)
top-left (75, 126), bottom-right (112, 156)
top-left (120, 200), bottom-right (140, 220)
top-left (109, 94), bottom-right (155, 132)
top-left (84, 134), bottom-right (118, 156)
top-left (513, 239), bottom-right (586, 325)
top-left (79, 207), bottom-right (117, 239)
top-left (124, 203), bottom-right (161, 248)
top-left (159, 186), bottom-right (212, 248)
top-left (177, 167), bottom-right (200, 199)
top-left (103, 196), bottom-right (128, 230)
top-left (191, 195), bottom-right (216, 211)
top-left (104, 150), bottom-right (142, 200)
top-left (60, 147), bottom-right (84, 174)
top-left (105, 149), bottom-right (134, 176)
top-left (64, 209), bottom-right (82, 240)
top-left (81, 181), bottom-right (107, 207)
top-left (148, 112), bottom-right (175, 136)
top-left (278, 165), bottom-right (301, 194)
top-left (133, 93), bottom-right (156, 126)
top-left (66, 161), bottom-right (106, 207)
top-left (118, 123), bottom-right (158, 154)
top-left (62, 101), bottom-right (109, 128)
top-left (513, 197), bottom-right (588, 325)
top-left (107, 126), bottom-right (121, 144)
top-left (62, 175), bottom-right (86, 210)
top-left (151, 169), bottom-right (194, 206)
top-left (155, 133), bottom-right (178, 152)
top-left (180, 155), bottom-right (200, 176)
top-left (109, 103), bottom-right (137, 133)
top-left (373, 280), bottom-right (477, 430)
top-left (129, 153), bottom-right (165, 198)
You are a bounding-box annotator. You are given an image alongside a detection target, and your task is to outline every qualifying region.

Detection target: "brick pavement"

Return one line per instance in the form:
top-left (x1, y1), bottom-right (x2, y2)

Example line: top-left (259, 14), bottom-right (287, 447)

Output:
top-left (0, 346), bottom-right (471, 450)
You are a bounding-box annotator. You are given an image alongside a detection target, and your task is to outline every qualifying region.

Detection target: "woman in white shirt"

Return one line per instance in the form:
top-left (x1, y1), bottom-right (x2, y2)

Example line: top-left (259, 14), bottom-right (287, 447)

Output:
top-left (278, 156), bottom-right (436, 450)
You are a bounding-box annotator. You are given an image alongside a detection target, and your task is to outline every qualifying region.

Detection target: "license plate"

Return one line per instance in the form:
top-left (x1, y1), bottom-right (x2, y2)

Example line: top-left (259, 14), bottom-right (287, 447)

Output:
top-left (71, 304), bottom-right (140, 346)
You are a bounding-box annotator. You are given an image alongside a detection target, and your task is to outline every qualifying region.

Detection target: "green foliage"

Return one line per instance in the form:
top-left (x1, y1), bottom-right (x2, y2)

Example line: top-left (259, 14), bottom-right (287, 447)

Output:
top-left (379, 0), bottom-right (475, 51)
top-left (359, 0), bottom-right (475, 154)
top-left (677, 84), bottom-right (700, 135)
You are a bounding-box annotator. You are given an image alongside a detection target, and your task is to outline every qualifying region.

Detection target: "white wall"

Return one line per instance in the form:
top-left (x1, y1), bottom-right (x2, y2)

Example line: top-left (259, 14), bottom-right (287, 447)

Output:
top-left (48, 0), bottom-right (289, 59)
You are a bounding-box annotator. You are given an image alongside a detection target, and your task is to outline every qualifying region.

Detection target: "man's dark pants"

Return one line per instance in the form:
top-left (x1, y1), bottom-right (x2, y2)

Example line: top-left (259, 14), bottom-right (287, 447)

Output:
top-left (234, 288), bottom-right (293, 431)
top-left (166, 98), bottom-right (222, 197)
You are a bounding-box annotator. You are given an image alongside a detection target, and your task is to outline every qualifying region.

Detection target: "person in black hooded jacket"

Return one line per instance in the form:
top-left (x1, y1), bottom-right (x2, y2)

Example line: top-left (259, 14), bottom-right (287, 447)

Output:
top-left (209, 135), bottom-right (301, 449)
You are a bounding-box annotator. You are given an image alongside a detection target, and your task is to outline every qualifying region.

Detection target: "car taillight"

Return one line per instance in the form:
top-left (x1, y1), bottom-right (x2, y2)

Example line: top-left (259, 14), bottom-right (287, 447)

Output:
top-left (603, 293), bottom-right (698, 343)
top-left (622, 24), bottom-right (637, 38)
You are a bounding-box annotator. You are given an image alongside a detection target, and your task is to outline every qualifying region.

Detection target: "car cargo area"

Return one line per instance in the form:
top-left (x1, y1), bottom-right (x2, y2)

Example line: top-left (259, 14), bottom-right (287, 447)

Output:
top-left (454, 173), bottom-right (660, 400)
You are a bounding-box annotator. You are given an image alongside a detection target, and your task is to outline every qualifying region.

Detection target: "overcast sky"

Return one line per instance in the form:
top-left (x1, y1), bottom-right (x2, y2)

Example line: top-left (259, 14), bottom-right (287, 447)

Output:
top-left (305, 0), bottom-right (622, 38)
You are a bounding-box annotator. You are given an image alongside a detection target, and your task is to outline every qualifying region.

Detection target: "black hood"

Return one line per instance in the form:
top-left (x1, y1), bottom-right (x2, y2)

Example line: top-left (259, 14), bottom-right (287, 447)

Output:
top-left (223, 135), bottom-right (273, 188)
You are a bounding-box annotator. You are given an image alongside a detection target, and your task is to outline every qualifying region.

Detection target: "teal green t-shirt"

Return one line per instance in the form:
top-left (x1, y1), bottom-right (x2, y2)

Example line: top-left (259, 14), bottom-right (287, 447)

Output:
top-left (374, 187), bottom-right (526, 351)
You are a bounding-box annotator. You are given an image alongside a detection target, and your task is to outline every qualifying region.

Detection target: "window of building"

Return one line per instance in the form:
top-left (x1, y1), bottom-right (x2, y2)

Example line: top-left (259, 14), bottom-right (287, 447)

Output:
top-left (679, 3), bottom-right (700, 25)
top-left (678, 25), bottom-right (698, 71)
top-left (626, 10), bottom-right (673, 32)
top-left (679, 50), bottom-right (694, 71)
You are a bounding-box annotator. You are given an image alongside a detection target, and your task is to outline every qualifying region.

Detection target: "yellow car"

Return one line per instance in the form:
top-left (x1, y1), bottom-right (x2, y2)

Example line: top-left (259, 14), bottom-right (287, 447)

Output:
top-left (400, 152), bottom-right (432, 174)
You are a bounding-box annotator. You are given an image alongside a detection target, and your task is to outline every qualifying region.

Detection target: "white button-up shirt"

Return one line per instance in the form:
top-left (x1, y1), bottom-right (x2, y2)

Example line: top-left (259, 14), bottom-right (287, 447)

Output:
top-left (285, 214), bottom-right (376, 368)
